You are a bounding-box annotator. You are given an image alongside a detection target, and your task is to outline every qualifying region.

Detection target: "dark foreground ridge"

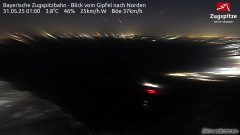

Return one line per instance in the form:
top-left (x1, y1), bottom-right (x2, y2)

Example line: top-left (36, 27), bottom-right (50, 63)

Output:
top-left (0, 38), bottom-right (239, 134)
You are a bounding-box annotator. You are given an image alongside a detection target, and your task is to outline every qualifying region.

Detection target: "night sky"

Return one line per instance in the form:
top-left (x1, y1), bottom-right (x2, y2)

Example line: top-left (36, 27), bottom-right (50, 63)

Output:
top-left (0, 0), bottom-right (240, 36)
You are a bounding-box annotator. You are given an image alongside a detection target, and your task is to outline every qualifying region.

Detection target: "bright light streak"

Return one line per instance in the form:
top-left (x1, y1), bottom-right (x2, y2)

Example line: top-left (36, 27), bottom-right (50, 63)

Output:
top-left (168, 73), bottom-right (186, 77)
top-left (167, 72), bottom-right (223, 82)
top-left (210, 68), bottom-right (240, 75)
top-left (167, 37), bottom-right (178, 40)
top-left (167, 67), bottom-right (240, 82)
top-left (143, 83), bottom-right (160, 88)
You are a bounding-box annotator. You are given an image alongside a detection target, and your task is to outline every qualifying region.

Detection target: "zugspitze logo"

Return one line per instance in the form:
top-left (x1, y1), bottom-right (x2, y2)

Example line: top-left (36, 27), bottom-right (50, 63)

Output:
top-left (217, 2), bottom-right (231, 11)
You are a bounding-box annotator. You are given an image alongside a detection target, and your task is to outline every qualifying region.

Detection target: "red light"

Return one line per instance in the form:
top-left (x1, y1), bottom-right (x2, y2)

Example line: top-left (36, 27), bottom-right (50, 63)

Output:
top-left (16, 33), bottom-right (18, 35)
top-left (146, 89), bottom-right (157, 94)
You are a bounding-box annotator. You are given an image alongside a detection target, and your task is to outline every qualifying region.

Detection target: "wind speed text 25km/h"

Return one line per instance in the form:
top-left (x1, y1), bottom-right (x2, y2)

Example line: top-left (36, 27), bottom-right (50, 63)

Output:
top-left (80, 8), bottom-right (106, 14)
top-left (112, 8), bottom-right (143, 14)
